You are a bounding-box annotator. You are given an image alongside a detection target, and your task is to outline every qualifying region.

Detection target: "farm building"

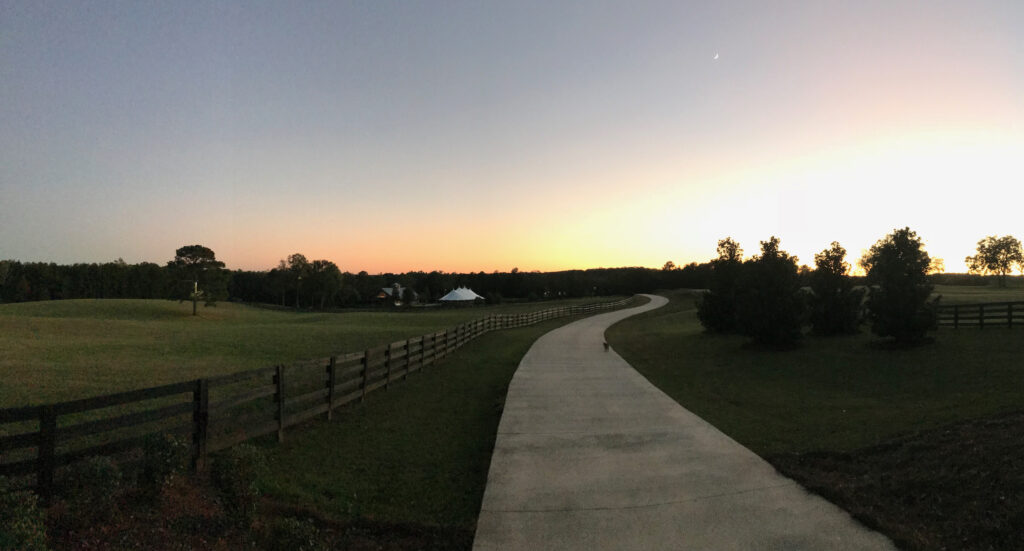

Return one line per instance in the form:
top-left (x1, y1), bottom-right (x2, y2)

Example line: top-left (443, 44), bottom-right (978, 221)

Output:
top-left (438, 287), bottom-right (484, 303)
top-left (376, 283), bottom-right (417, 305)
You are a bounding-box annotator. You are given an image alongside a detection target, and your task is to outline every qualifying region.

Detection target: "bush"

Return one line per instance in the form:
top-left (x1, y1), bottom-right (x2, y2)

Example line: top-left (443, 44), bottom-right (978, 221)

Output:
top-left (59, 456), bottom-right (122, 526)
top-left (140, 433), bottom-right (189, 493)
top-left (810, 242), bottom-right (864, 335)
top-left (263, 517), bottom-right (324, 551)
top-left (734, 237), bottom-right (807, 347)
top-left (861, 227), bottom-right (937, 345)
top-left (0, 477), bottom-right (48, 551)
top-left (696, 237), bottom-right (744, 333)
top-left (210, 444), bottom-right (267, 527)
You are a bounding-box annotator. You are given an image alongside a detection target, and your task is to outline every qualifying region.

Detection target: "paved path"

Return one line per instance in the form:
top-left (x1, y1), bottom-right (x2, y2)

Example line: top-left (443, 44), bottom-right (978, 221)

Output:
top-left (473, 294), bottom-right (894, 550)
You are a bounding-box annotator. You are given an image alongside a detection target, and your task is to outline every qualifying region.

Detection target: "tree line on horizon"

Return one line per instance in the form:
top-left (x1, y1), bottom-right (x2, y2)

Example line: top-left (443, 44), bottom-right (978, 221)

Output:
top-left (694, 229), bottom-right (1023, 348)
top-left (0, 234), bottom-right (1019, 308)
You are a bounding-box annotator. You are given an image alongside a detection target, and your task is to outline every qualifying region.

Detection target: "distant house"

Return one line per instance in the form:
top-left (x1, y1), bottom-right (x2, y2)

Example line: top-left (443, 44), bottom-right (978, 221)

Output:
top-left (438, 287), bottom-right (484, 303)
top-left (376, 283), bottom-right (417, 305)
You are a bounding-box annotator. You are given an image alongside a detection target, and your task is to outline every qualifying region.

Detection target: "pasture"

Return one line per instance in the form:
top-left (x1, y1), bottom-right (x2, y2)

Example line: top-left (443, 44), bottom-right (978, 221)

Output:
top-left (607, 290), bottom-right (1024, 549)
top-left (0, 297), bottom-right (618, 408)
top-left (931, 282), bottom-right (1024, 304)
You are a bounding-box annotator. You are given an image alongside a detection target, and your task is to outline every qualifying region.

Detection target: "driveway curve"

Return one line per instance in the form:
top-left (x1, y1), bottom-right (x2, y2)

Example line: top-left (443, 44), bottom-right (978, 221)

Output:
top-left (473, 294), bottom-right (894, 550)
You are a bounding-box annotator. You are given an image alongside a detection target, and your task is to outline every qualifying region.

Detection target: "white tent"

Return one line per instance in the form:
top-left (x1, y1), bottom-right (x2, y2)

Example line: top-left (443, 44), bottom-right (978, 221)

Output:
top-left (438, 287), bottom-right (484, 302)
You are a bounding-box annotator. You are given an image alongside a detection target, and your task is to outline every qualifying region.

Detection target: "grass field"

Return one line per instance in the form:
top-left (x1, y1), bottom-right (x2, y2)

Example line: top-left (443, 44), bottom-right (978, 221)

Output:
top-left (607, 290), bottom-right (1024, 549)
top-left (0, 297), bottom-right (620, 408)
top-left (931, 283), bottom-right (1024, 304)
top-left (606, 289), bottom-right (1024, 455)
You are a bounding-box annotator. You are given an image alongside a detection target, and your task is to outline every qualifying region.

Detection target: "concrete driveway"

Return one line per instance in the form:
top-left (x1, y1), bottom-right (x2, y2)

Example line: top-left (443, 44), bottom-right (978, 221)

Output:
top-left (473, 294), bottom-right (894, 550)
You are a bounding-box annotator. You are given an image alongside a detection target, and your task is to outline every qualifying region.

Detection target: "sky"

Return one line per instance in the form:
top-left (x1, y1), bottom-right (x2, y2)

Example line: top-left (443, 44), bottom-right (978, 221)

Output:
top-left (2, 1), bottom-right (1022, 273)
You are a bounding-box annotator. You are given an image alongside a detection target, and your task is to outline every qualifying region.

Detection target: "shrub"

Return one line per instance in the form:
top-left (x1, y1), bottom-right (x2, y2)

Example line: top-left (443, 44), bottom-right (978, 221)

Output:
top-left (810, 241), bottom-right (864, 335)
top-left (0, 477), bottom-right (48, 551)
top-left (696, 237), bottom-right (744, 333)
top-left (210, 444), bottom-right (267, 527)
top-left (861, 227), bottom-right (937, 345)
top-left (140, 433), bottom-right (190, 494)
top-left (58, 455), bottom-right (122, 526)
top-left (263, 517), bottom-right (324, 551)
top-left (734, 237), bottom-right (807, 347)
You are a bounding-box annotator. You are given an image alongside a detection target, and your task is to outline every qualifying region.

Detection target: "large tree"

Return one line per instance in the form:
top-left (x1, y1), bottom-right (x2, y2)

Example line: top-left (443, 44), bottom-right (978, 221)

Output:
top-left (965, 235), bottom-right (1023, 287)
top-left (860, 227), bottom-right (936, 345)
top-left (308, 259), bottom-right (343, 309)
top-left (809, 241), bottom-right (863, 335)
top-left (696, 237), bottom-right (744, 333)
top-left (286, 253), bottom-right (311, 309)
top-left (167, 245), bottom-right (226, 315)
top-left (735, 236), bottom-right (807, 347)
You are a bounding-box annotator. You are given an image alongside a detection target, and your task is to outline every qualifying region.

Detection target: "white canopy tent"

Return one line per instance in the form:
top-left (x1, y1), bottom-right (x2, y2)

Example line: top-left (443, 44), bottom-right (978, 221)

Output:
top-left (438, 287), bottom-right (484, 302)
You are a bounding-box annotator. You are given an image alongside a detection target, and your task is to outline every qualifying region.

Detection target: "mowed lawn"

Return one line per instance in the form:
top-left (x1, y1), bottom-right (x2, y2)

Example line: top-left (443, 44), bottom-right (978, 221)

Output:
top-left (254, 316), bottom-right (584, 547)
top-left (0, 297), bottom-right (618, 408)
top-left (606, 289), bottom-right (1024, 456)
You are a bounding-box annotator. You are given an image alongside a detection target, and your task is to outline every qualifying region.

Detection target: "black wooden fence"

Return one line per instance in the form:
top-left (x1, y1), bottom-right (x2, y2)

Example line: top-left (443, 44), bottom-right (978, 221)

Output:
top-left (936, 301), bottom-right (1024, 328)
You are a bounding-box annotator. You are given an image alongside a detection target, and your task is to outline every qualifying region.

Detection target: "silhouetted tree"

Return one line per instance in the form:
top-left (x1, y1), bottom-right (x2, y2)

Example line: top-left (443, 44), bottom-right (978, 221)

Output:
top-left (167, 245), bottom-right (226, 315)
top-left (860, 227), bottom-right (937, 345)
top-left (965, 235), bottom-right (1023, 287)
top-left (308, 260), bottom-right (343, 309)
top-left (697, 237), bottom-right (744, 333)
top-left (735, 237), bottom-right (807, 347)
top-left (287, 253), bottom-right (310, 309)
top-left (809, 241), bottom-right (863, 335)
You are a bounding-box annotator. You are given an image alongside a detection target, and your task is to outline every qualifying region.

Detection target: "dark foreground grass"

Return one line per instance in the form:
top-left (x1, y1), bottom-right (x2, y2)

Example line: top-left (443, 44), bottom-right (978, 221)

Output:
top-left (250, 315), bottom-right (589, 549)
top-left (0, 297), bottom-right (617, 407)
top-left (607, 290), bottom-right (1024, 549)
top-left (770, 412), bottom-right (1024, 550)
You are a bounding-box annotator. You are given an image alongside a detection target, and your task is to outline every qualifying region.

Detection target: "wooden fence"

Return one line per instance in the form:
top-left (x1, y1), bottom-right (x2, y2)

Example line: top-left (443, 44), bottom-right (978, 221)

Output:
top-left (0, 297), bottom-right (636, 498)
top-left (936, 301), bottom-right (1024, 328)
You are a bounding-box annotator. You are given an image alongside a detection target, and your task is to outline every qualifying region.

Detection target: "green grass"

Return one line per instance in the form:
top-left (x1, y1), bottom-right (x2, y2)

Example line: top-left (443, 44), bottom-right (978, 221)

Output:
top-left (931, 283), bottom-right (1024, 304)
top-left (0, 297), bottom-right (619, 408)
top-left (253, 316), bottom-right (580, 531)
top-left (606, 290), bottom-right (1024, 456)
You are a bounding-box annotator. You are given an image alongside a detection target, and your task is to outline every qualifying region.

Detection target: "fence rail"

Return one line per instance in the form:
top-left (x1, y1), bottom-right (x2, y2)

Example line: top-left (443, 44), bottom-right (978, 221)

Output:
top-left (936, 301), bottom-right (1024, 329)
top-left (0, 296), bottom-right (637, 498)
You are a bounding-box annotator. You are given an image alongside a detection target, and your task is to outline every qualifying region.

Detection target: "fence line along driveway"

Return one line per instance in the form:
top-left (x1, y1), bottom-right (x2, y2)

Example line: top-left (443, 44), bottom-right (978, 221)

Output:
top-left (473, 294), bottom-right (894, 550)
top-left (1, 297), bottom-right (636, 499)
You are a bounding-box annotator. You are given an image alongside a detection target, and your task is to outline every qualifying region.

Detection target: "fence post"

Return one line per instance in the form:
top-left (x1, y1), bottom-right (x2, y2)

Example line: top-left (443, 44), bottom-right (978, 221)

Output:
top-left (37, 406), bottom-right (56, 503)
top-left (1008, 303), bottom-right (1013, 329)
top-left (980, 304), bottom-right (985, 330)
top-left (385, 346), bottom-right (392, 390)
top-left (361, 351), bottom-right (370, 401)
top-left (954, 305), bottom-right (959, 329)
top-left (326, 356), bottom-right (336, 420)
top-left (192, 378), bottom-right (209, 472)
top-left (274, 365), bottom-right (285, 443)
top-left (403, 339), bottom-right (410, 379)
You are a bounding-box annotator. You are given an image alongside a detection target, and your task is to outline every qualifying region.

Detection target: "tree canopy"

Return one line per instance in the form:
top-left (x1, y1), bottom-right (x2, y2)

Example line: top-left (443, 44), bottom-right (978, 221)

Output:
top-left (965, 235), bottom-right (1023, 287)
top-left (860, 227), bottom-right (936, 345)
top-left (167, 245), bottom-right (226, 315)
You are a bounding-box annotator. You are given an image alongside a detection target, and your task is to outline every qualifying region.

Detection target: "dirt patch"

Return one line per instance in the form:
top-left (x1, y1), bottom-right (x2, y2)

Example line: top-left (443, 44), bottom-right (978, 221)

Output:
top-left (767, 412), bottom-right (1024, 550)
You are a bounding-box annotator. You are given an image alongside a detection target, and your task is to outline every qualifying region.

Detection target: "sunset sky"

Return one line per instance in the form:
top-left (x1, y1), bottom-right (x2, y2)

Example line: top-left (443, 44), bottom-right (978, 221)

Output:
top-left (2, 1), bottom-right (1021, 273)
